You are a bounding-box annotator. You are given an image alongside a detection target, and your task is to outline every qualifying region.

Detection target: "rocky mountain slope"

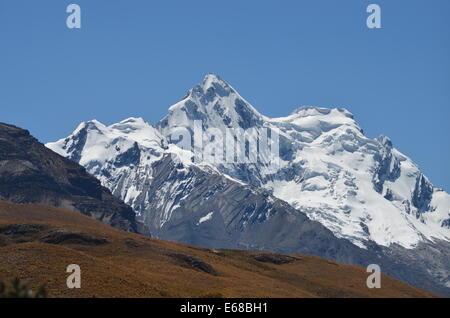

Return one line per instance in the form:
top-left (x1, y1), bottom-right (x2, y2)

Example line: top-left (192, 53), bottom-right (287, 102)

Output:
top-left (46, 74), bottom-right (450, 295)
top-left (0, 200), bottom-right (435, 298)
top-left (0, 122), bottom-right (143, 233)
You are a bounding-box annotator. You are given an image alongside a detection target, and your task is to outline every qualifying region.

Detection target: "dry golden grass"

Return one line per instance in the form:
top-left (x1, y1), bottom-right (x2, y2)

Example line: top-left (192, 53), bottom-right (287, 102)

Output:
top-left (0, 200), bottom-right (435, 298)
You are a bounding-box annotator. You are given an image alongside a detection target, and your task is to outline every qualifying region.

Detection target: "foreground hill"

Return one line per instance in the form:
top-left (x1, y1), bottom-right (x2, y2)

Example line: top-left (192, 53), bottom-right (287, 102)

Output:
top-left (0, 201), bottom-right (434, 298)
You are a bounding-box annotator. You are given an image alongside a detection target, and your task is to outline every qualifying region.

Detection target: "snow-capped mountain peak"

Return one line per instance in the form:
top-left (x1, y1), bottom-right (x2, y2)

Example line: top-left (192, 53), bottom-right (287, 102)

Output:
top-left (159, 74), bottom-right (264, 139)
top-left (47, 118), bottom-right (166, 179)
top-left (73, 119), bottom-right (105, 133)
top-left (271, 106), bottom-right (363, 137)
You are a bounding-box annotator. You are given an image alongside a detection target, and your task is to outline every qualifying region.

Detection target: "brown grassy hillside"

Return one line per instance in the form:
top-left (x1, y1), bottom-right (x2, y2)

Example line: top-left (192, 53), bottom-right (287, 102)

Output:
top-left (0, 200), bottom-right (435, 298)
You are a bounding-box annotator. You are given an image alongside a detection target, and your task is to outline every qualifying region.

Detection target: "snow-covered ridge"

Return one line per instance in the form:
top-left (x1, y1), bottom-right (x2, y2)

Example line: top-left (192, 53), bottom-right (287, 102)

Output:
top-left (46, 73), bottom-right (450, 249)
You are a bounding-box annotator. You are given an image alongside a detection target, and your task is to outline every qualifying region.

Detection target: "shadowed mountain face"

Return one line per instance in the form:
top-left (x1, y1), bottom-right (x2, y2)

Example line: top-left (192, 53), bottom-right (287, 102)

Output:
top-left (0, 122), bottom-right (144, 234)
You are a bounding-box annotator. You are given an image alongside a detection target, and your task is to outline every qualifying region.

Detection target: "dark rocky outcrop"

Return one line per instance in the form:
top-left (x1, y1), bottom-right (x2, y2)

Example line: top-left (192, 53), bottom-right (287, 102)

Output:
top-left (168, 253), bottom-right (218, 276)
top-left (0, 122), bottom-right (144, 234)
top-left (251, 253), bottom-right (299, 265)
top-left (0, 223), bottom-right (109, 246)
top-left (38, 229), bottom-right (110, 245)
top-left (0, 224), bottom-right (48, 243)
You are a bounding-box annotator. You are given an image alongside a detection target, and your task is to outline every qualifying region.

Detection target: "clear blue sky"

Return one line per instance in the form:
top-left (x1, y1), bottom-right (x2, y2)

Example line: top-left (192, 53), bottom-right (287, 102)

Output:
top-left (1, 0), bottom-right (449, 191)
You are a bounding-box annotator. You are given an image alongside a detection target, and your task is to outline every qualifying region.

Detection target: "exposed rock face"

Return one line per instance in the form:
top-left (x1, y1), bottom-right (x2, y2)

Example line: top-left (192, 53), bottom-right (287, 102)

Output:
top-left (137, 155), bottom-right (369, 265)
top-left (412, 174), bottom-right (434, 215)
top-left (0, 122), bottom-right (144, 234)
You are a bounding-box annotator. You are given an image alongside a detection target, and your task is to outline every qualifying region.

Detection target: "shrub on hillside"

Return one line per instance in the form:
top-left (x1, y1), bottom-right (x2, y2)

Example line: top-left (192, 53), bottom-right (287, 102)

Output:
top-left (0, 278), bottom-right (46, 298)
